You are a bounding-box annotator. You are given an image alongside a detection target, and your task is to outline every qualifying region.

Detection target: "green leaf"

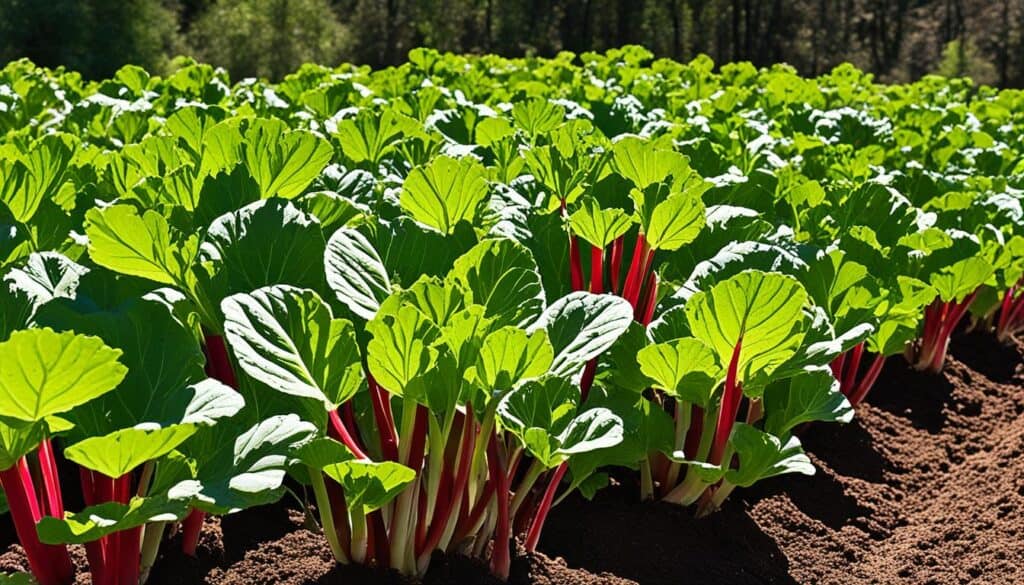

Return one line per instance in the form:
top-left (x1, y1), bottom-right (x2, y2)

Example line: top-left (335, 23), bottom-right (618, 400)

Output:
top-left (400, 155), bottom-right (489, 234)
top-left (37, 479), bottom-right (200, 544)
top-left (242, 119), bottom-right (333, 199)
top-left (530, 292), bottom-right (635, 379)
top-left (611, 137), bottom-right (691, 190)
top-left (763, 367), bottom-right (854, 437)
top-left (197, 199), bottom-right (327, 318)
top-left (643, 190), bottom-right (706, 251)
top-left (0, 328), bottom-right (126, 422)
top-left (498, 378), bottom-right (623, 468)
top-left (0, 418), bottom-right (46, 471)
top-left (637, 338), bottom-right (722, 406)
top-left (447, 239), bottom-right (545, 328)
top-left (0, 133), bottom-right (75, 223)
top-left (685, 270), bottom-right (807, 389)
top-left (469, 327), bottom-right (553, 390)
top-left (568, 199), bottom-right (633, 249)
top-left (222, 285), bottom-right (363, 409)
top-left (85, 204), bottom-right (193, 286)
top-left (366, 302), bottom-right (440, 397)
top-left (323, 227), bottom-right (392, 321)
top-left (3, 252), bottom-right (86, 324)
top-left (334, 109), bottom-right (405, 165)
top-left (65, 426), bottom-right (197, 479)
top-left (724, 424), bottom-right (815, 488)
top-left (929, 257), bottom-right (993, 303)
top-left (191, 414), bottom-right (318, 514)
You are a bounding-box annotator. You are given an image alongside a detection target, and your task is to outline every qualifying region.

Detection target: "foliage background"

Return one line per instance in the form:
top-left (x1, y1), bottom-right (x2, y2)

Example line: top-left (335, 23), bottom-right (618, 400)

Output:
top-left (0, 0), bottom-right (1021, 86)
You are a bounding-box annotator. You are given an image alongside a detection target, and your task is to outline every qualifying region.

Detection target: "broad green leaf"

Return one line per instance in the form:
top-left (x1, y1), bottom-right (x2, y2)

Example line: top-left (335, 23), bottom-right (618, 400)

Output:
top-left (197, 199), bottom-right (327, 318)
top-left (644, 191), bottom-right (706, 251)
top-left (929, 257), bottom-right (993, 303)
top-left (400, 155), bottom-right (489, 234)
top-left (191, 414), bottom-right (318, 514)
top-left (65, 426), bottom-right (197, 479)
top-left (366, 302), bottom-right (441, 397)
top-left (321, 459), bottom-right (416, 512)
top-left (530, 292), bottom-right (634, 379)
top-left (85, 205), bottom-right (193, 286)
top-left (724, 424), bottom-right (814, 488)
top-left (242, 119), bottom-right (333, 199)
top-left (469, 327), bottom-right (553, 390)
top-left (334, 109), bottom-right (405, 165)
top-left (0, 133), bottom-right (75, 223)
top-left (763, 368), bottom-right (854, 437)
top-left (685, 271), bottom-right (807, 389)
top-left (37, 479), bottom-right (200, 544)
top-left (0, 328), bottom-right (126, 422)
top-left (569, 200), bottom-right (633, 249)
top-left (324, 227), bottom-right (392, 320)
top-left (637, 338), bottom-right (722, 406)
top-left (611, 137), bottom-right (691, 190)
top-left (510, 98), bottom-right (565, 136)
top-left (0, 418), bottom-right (46, 470)
top-left (447, 239), bottom-right (545, 328)
top-left (222, 285), bottom-right (363, 409)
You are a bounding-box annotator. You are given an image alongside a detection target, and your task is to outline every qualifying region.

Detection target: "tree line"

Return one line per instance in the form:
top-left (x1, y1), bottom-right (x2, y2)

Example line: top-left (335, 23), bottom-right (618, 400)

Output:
top-left (1, 0), bottom-right (1021, 86)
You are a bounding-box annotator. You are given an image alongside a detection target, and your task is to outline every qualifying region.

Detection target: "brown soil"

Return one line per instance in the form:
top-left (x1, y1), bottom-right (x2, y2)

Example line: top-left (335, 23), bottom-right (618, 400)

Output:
top-left (2, 332), bottom-right (1022, 584)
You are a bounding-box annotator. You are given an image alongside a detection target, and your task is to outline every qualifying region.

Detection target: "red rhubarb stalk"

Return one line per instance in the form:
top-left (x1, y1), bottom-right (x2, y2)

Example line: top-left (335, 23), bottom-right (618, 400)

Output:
top-left (486, 435), bottom-right (511, 580)
top-left (841, 343), bottom-right (864, 397)
top-left (682, 405), bottom-right (704, 460)
top-left (368, 374), bottom-right (400, 461)
top-left (328, 409), bottom-right (370, 460)
top-left (418, 406), bottom-right (475, 560)
top-left (569, 236), bottom-right (584, 291)
top-left (181, 509), bottom-right (205, 557)
top-left (579, 359), bottom-right (598, 401)
top-left (590, 245), bottom-right (604, 293)
top-left (848, 354), bottom-right (886, 406)
top-left (0, 459), bottom-right (72, 585)
top-left (37, 439), bottom-right (64, 518)
top-left (609, 235), bottom-right (624, 293)
top-left (639, 271), bottom-right (659, 325)
top-left (996, 284), bottom-right (1017, 334)
top-left (621, 234), bottom-right (650, 307)
top-left (709, 337), bottom-right (744, 466)
top-left (524, 462), bottom-right (567, 552)
top-left (79, 469), bottom-right (108, 585)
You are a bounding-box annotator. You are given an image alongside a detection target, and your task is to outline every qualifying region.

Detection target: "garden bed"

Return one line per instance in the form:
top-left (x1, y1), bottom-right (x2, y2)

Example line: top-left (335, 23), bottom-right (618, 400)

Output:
top-left (3, 333), bottom-right (1020, 585)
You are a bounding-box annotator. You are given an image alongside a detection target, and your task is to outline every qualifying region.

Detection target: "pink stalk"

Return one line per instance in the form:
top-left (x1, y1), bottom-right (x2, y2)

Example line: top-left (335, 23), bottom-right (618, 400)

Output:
top-left (203, 333), bottom-right (238, 389)
top-left (621, 234), bottom-right (649, 307)
top-left (418, 406), bottom-right (475, 560)
top-left (524, 462), bottom-right (567, 552)
top-left (368, 511), bottom-right (390, 566)
top-left (454, 478), bottom-right (496, 543)
top-left (0, 459), bottom-right (72, 585)
top-left (848, 354), bottom-right (886, 407)
top-left (368, 374), bottom-right (400, 461)
top-left (639, 271), bottom-right (659, 325)
top-left (79, 469), bottom-right (109, 585)
top-left (682, 405), bottom-right (704, 460)
top-left (115, 475), bottom-right (142, 585)
top-left (328, 410), bottom-right (369, 460)
top-left (609, 236), bottom-right (624, 293)
top-left (830, 352), bottom-right (846, 380)
top-left (927, 292), bottom-right (976, 372)
top-left (996, 284), bottom-right (1017, 334)
top-left (709, 338), bottom-right (744, 466)
top-left (181, 509), bottom-right (205, 557)
top-left (325, 478), bottom-right (352, 557)
top-left (590, 245), bottom-right (604, 293)
top-left (37, 439), bottom-right (64, 518)
top-left (569, 236), bottom-right (584, 292)
top-left (579, 360), bottom-right (598, 401)
top-left (486, 435), bottom-right (511, 580)
top-left (841, 343), bottom-right (864, 397)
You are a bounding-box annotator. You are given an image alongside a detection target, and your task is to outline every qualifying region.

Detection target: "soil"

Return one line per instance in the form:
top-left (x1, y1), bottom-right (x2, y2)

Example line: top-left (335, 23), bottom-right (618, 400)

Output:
top-left (2, 331), bottom-right (1022, 584)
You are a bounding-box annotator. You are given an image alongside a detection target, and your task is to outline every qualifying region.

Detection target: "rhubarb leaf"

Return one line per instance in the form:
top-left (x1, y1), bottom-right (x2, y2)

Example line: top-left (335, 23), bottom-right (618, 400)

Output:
top-left (222, 285), bottom-right (363, 409)
top-left (685, 270), bottom-right (807, 390)
top-left (85, 204), bottom-right (195, 286)
top-left (366, 302), bottom-right (441, 397)
top-left (242, 119), bottom-right (333, 200)
top-left (644, 191), bottom-right (706, 251)
top-left (0, 328), bottom-right (127, 422)
top-left (400, 155), bottom-right (489, 234)
top-left (637, 338), bottom-right (723, 407)
top-left (65, 426), bottom-right (197, 479)
top-left (724, 424), bottom-right (814, 487)
top-left (763, 368), bottom-right (854, 436)
top-left (447, 238), bottom-right (545, 328)
top-left (324, 227), bottom-right (392, 320)
top-left (569, 200), bottom-right (633, 249)
top-left (36, 479), bottom-right (200, 544)
top-left (468, 327), bottom-right (553, 391)
top-left (529, 292), bottom-right (634, 379)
